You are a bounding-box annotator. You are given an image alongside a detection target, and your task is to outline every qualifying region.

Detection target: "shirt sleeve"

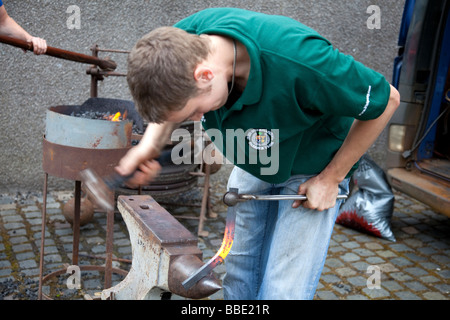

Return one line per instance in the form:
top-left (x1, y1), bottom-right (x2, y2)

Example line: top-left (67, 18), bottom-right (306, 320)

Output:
top-left (307, 46), bottom-right (391, 121)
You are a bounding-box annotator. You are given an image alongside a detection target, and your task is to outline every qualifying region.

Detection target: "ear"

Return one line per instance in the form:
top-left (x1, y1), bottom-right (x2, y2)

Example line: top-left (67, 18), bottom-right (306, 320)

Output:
top-left (194, 65), bottom-right (214, 83)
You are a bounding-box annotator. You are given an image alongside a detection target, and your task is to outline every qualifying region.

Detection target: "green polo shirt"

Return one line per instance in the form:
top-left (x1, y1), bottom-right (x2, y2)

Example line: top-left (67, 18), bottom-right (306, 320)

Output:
top-left (174, 8), bottom-right (391, 183)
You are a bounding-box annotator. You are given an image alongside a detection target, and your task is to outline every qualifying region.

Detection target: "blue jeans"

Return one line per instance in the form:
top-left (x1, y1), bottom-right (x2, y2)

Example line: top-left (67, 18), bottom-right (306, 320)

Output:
top-left (222, 167), bottom-right (349, 300)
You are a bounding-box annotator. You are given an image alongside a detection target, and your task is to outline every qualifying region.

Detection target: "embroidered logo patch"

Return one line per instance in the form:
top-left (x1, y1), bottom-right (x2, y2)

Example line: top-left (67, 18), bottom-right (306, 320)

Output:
top-left (247, 129), bottom-right (275, 150)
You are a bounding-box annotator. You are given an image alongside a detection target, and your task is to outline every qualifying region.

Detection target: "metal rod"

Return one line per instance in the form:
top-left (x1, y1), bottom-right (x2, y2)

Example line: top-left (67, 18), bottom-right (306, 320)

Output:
top-left (0, 35), bottom-right (117, 70)
top-left (73, 181), bottom-right (81, 265)
top-left (197, 163), bottom-right (210, 237)
top-left (223, 190), bottom-right (348, 207)
top-left (90, 44), bottom-right (99, 98)
top-left (241, 194), bottom-right (348, 201)
top-left (104, 193), bottom-right (115, 289)
top-left (93, 48), bottom-right (130, 54)
top-left (78, 253), bottom-right (131, 264)
top-left (38, 173), bottom-right (48, 300)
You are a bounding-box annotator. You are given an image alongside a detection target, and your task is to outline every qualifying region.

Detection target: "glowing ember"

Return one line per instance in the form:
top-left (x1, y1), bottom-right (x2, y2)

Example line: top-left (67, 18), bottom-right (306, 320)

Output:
top-left (111, 112), bottom-right (121, 121)
top-left (71, 109), bottom-right (128, 122)
top-left (103, 110), bottom-right (127, 122)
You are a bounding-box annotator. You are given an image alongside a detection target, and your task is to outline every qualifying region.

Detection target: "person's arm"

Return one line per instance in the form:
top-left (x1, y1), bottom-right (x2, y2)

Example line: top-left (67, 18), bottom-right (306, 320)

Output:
top-left (293, 84), bottom-right (400, 211)
top-left (115, 121), bottom-right (179, 186)
top-left (0, 5), bottom-right (47, 54)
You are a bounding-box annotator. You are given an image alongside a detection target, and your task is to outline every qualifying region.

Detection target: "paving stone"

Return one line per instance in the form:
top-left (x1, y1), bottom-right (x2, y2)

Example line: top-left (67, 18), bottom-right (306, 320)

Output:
top-left (353, 248), bottom-right (375, 257)
top-left (16, 252), bottom-right (35, 261)
top-left (351, 261), bottom-right (370, 272)
top-left (9, 236), bottom-right (29, 245)
top-left (404, 281), bottom-right (428, 292)
top-left (381, 280), bottom-right (403, 291)
top-left (19, 260), bottom-right (38, 269)
top-left (3, 222), bottom-right (26, 230)
top-left (377, 250), bottom-right (397, 258)
top-left (325, 258), bottom-right (344, 268)
top-left (423, 292), bottom-right (447, 300)
top-left (12, 243), bottom-right (33, 253)
top-left (2, 215), bottom-right (23, 223)
top-left (434, 284), bottom-right (450, 294)
top-left (362, 287), bottom-right (390, 299)
top-left (315, 290), bottom-right (339, 300)
top-left (389, 243), bottom-right (414, 252)
top-left (342, 241), bottom-right (360, 249)
top-left (347, 276), bottom-right (368, 287)
top-left (341, 252), bottom-right (360, 262)
top-left (420, 275), bottom-right (440, 283)
top-left (335, 267), bottom-right (357, 277)
top-left (394, 291), bottom-right (421, 300)
top-left (404, 267), bottom-right (429, 277)
top-left (321, 274), bottom-right (341, 284)
top-left (389, 272), bottom-right (414, 282)
top-left (365, 256), bottom-right (385, 265)
top-left (390, 257), bottom-right (413, 267)
top-left (365, 242), bottom-right (384, 250)
top-left (346, 294), bottom-right (369, 300)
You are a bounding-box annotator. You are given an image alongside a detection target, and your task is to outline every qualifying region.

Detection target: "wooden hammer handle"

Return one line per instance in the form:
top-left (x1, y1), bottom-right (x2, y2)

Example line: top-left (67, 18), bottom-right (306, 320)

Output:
top-left (0, 35), bottom-right (117, 70)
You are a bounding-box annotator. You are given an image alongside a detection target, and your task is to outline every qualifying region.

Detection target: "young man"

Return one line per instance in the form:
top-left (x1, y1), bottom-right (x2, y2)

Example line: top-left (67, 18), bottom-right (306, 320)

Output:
top-left (117, 8), bottom-right (400, 299)
top-left (0, 0), bottom-right (47, 54)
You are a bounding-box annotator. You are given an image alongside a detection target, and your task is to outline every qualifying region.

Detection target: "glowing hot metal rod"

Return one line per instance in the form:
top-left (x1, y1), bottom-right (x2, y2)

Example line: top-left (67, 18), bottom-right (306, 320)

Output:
top-left (181, 191), bottom-right (237, 290)
top-left (182, 188), bottom-right (348, 290)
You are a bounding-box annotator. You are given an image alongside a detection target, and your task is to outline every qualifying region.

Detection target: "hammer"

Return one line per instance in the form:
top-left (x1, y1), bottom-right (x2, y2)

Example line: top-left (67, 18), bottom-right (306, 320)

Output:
top-left (80, 152), bottom-right (174, 212)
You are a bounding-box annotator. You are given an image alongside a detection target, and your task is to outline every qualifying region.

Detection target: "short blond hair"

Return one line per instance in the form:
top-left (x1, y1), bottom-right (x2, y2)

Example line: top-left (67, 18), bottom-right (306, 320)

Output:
top-left (127, 27), bottom-right (211, 123)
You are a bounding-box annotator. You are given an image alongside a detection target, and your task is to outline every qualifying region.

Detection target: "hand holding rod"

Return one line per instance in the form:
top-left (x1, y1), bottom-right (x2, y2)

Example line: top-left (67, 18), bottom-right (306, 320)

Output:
top-left (223, 190), bottom-right (348, 207)
top-left (183, 188), bottom-right (348, 289)
top-left (0, 35), bottom-right (117, 70)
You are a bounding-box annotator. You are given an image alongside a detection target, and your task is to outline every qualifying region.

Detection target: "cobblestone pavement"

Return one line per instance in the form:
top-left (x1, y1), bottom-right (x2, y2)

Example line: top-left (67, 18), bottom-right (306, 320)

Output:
top-left (0, 165), bottom-right (449, 300)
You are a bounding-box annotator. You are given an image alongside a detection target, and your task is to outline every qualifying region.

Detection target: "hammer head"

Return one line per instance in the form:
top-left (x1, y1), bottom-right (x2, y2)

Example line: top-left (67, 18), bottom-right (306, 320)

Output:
top-left (79, 168), bottom-right (115, 212)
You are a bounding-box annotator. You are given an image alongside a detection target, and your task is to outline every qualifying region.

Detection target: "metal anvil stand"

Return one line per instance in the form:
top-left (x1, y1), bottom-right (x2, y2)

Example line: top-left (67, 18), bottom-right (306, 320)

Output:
top-left (38, 140), bottom-right (130, 300)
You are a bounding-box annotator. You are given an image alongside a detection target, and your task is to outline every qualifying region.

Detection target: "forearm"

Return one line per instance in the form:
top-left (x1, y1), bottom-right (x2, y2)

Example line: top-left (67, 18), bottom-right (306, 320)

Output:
top-left (117, 121), bottom-right (178, 175)
top-left (0, 15), bottom-right (32, 41)
top-left (137, 121), bottom-right (179, 156)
